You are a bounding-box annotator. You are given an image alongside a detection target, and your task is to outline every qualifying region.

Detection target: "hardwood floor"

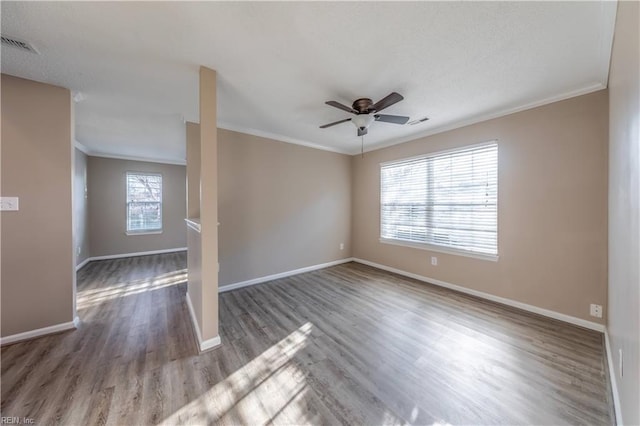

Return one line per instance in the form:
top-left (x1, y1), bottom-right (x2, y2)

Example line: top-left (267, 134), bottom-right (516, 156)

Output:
top-left (1, 253), bottom-right (615, 425)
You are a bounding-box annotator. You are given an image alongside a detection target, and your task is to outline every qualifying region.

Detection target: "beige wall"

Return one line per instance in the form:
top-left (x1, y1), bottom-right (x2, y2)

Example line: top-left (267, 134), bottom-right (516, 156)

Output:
top-left (608, 1), bottom-right (640, 423)
top-left (218, 128), bottom-right (352, 287)
top-left (74, 149), bottom-right (90, 265)
top-left (87, 156), bottom-right (186, 257)
top-left (1, 74), bottom-right (74, 336)
top-left (352, 90), bottom-right (608, 324)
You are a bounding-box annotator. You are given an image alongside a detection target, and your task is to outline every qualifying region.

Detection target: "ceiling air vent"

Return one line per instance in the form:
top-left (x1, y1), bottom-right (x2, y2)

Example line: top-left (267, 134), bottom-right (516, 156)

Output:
top-left (408, 116), bottom-right (429, 125)
top-left (1, 35), bottom-right (39, 54)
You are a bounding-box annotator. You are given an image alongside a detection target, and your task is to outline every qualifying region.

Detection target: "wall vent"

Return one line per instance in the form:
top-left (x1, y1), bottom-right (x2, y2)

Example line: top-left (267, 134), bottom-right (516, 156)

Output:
top-left (1, 35), bottom-right (39, 54)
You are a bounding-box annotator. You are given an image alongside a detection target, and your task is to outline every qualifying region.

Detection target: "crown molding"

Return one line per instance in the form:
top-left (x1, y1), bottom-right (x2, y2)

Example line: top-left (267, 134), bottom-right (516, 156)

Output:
top-left (359, 82), bottom-right (607, 155)
top-left (76, 80), bottom-right (607, 161)
top-left (217, 121), bottom-right (352, 155)
top-left (73, 140), bottom-right (91, 155)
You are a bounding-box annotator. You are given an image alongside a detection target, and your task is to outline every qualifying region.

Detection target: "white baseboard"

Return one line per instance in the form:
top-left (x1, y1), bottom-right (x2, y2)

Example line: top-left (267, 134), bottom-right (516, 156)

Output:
top-left (76, 247), bottom-right (187, 271)
top-left (200, 335), bottom-right (222, 351)
top-left (219, 258), bottom-right (355, 293)
top-left (604, 328), bottom-right (623, 425)
top-left (0, 316), bottom-right (80, 346)
top-left (352, 258), bottom-right (605, 333)
top-left (185, 291), bottom-right (221, 352)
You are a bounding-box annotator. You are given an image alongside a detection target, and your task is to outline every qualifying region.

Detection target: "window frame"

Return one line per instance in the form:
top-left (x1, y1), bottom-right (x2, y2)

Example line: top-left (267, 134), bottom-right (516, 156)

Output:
top-left (379, 141), bottom-right (498, 261)
top-left (125, 171), bottom-right (163, 235)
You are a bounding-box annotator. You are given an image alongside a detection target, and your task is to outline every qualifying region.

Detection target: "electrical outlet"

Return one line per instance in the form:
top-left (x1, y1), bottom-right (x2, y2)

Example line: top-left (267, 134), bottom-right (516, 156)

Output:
top-left (340, 243), bottom-right (344, 250)
top-left (0, 197), bottom-right (19, 211)
top-left (431, 256), bottom-right (438, 266)
top-left (589, 304), bottom-right (603, 318)
top-left (619, 349), bottom-right (623, 377)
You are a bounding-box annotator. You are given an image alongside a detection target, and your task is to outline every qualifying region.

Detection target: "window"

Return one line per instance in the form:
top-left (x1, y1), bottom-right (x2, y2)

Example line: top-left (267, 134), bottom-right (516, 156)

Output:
top-left (126, 172), bottom-right (162, 233)
top-left (380, 142), bottom-right (498, 258)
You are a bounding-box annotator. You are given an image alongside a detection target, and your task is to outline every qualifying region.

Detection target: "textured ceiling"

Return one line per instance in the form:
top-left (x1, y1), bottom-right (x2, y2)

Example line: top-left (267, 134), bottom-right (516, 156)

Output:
top-left (1, 1), bottom-right (616, 162)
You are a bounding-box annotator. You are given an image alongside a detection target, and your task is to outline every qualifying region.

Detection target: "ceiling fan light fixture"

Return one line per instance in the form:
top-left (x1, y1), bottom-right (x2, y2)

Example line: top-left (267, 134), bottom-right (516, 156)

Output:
top-left (320, 92), bottom-right (409, 136)
top-left (351, 114), bottom-right (374, 131)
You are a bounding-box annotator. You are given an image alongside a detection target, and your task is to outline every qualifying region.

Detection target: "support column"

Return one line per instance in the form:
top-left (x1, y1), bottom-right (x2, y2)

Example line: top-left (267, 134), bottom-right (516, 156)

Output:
top-left (199, 66), bottom-right (219, 347)
top-left (185, 67), bottom-right (219, 351)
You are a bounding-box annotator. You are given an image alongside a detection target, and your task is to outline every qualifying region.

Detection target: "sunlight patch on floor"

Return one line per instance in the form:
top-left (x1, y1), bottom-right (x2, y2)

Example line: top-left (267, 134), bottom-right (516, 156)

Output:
top-left (161, 322), bottom-right (315, 425)
top-left (78, 269), bottom-right (187, 307)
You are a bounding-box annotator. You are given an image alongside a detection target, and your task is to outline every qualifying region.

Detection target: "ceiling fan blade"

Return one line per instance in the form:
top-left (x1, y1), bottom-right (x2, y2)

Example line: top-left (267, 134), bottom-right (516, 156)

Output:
top-left (319, 118), bottom-right (352, 129)
top-left (326, 101), bottom-right (358, 114)
top-left (357, 127), bottom-right (368, 137)
top-left (369, 92), bottom-right (404, 113)
top-left (374, 114), bottom-right (410, 125)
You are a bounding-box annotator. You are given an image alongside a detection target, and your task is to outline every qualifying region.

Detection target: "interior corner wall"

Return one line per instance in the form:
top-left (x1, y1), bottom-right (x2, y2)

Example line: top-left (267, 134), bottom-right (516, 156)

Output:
top-left (74, 148), bottom-right (90, 266)
top-left (1, 74), bottom-right (74, 337)
top-left (87, 156), bottom-right (187, 257)
top-left (217, 128), bottom-right (352, 287)
top-left (352, 90), bottom-right (609, 324)
top-left (607, 0), bottom-right (640, 423)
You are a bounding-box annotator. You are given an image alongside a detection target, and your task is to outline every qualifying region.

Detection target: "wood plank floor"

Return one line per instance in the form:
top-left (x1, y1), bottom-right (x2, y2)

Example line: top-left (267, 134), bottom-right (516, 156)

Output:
top-left (1, 253), bottom-right (615, 425)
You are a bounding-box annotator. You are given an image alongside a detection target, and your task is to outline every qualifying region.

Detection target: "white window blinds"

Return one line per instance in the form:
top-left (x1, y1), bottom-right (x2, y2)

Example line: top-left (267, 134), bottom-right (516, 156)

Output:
top-left (126, 172), bottom-right (162, 233)
top-left (380, 142), bottom-right (498, 256)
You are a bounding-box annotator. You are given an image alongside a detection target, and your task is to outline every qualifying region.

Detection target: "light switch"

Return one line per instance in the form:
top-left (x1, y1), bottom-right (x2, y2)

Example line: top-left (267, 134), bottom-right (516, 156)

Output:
top-left (0, 197), bottom-right (19, 211)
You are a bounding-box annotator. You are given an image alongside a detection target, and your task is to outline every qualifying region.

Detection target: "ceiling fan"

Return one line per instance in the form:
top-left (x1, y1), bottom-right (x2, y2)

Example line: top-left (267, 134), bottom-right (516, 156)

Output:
top-left (320, 92), bottom-right (410, 136)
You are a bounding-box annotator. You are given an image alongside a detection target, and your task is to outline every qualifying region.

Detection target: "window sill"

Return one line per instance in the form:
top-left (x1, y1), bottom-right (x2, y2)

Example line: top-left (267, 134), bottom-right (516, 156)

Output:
top-left (379, 238), bottom-right (499, 262)
top-left (126, 230), bottom-right (163, 236)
